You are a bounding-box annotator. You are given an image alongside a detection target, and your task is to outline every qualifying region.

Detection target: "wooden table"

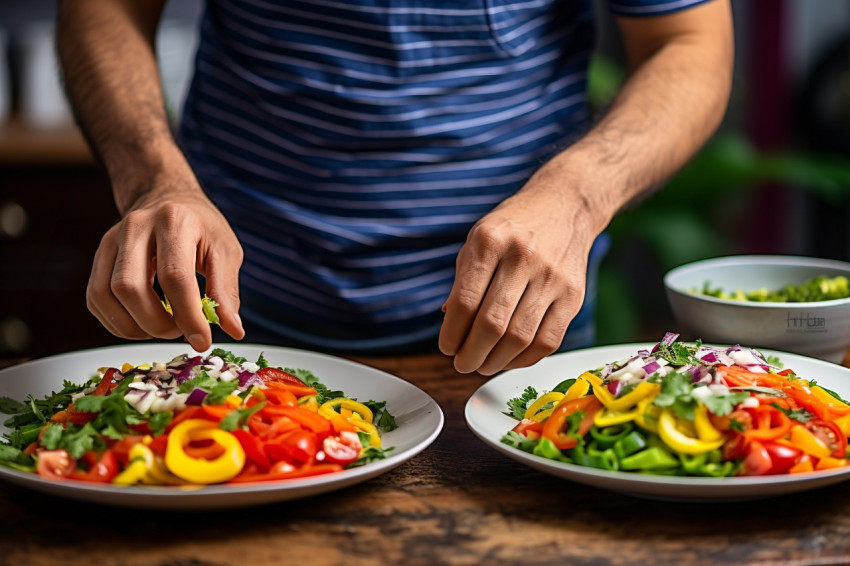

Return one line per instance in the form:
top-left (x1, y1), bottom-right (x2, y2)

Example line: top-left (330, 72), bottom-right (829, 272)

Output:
top-left (1, 350), bottom-right (850, 566)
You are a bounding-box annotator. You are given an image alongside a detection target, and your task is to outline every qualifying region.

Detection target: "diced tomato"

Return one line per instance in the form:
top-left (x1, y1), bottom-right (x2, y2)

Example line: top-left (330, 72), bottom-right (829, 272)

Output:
top-left (805, 419), bottom-right (847, 458)
top-left (71, 450), bottom-right (120, 483)
top-left (722, 432), bottom-right (748, 461)
top-left (257, 368), bottom-right (317, 397)
top-left (36, 449), bottom-right (77, 480)
top-left (740, 440), bottom-right (773, 476)
top-left (763, 442), bottom-right (804, 474)
top-left (322, 434), bottom-right (360, 466)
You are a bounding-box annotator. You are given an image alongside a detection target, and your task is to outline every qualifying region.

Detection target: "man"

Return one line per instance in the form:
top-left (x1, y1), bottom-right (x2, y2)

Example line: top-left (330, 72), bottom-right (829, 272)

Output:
top-left (57, 0), bottom-right (733, 375)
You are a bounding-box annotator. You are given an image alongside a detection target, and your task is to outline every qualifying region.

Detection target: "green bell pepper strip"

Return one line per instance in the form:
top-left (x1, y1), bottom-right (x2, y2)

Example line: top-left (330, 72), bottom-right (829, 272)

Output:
top-left (612, 430), bottom-right (648, 460)
top-left (620, 446), bottom-right (679, 471)
top-left (679, 451), bottom-right (737, 477)
top-left (569, 443), bottom-right (619, 471)
top-left (532, 437), bottom-right (572, 463)
top-left (589, 423), bottom-right (634, 449)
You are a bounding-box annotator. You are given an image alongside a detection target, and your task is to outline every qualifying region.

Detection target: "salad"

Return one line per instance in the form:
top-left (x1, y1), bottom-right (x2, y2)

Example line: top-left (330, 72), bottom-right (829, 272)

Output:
top-left (502, 333), bottom-right (850, 477)
top-left (0, 349), bottom-right (397, 486)
top-left (695, 274), bottom-right (850, 302)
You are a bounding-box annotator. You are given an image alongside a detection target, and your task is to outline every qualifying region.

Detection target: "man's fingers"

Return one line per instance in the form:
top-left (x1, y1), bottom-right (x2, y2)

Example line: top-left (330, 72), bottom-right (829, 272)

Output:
top-left (203, 246), bottom-right (245, 341)
top-left (451, 260), bottom-right (529, 374)
top-left (87, 228), bottom-right (153, 340)
top-left (110, 214), bottom-right (183, 340)
top-left (155, 228), bottom-right (210, 352)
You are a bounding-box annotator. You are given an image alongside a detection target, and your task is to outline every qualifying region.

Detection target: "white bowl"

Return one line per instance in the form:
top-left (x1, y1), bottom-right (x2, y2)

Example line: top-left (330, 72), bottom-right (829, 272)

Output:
top-left (664, 255), bottom-right (850, 363)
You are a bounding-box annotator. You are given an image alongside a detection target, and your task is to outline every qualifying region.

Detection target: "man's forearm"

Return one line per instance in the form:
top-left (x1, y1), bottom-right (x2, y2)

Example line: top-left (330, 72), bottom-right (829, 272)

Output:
top-left (531, 2), bottom-right (734, 234)
top-left (57, 0), bottom-right (186, 214)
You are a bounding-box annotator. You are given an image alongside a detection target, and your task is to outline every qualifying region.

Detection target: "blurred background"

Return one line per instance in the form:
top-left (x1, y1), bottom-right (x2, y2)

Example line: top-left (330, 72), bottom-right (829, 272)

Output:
top-left (0, 0), bottom-right (848, 359)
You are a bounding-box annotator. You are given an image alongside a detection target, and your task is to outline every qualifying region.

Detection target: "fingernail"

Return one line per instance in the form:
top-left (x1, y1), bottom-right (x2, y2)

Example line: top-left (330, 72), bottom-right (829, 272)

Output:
top-left (187, 334), bottom-right (205, 351)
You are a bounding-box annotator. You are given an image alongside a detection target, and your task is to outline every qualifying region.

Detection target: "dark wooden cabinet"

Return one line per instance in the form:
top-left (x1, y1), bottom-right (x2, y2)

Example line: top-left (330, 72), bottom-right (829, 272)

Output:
top-left (0, 118), bottom-right (123, 358)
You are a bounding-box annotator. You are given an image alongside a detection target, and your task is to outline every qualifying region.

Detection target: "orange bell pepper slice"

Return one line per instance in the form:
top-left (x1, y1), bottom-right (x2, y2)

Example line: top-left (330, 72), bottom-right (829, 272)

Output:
top-left (542, 396), bottom-right (603, 450)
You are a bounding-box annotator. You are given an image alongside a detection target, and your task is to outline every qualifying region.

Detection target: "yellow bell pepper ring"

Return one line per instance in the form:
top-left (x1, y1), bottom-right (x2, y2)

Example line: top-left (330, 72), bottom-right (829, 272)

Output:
top-left (524, 392), bottom-right (565, 422)
top-left (657, 409), bottom-right (726, 455)
top-left (319, 398), bottom-right (374, 424)
top-left (561, 377), bottom-right (591, 403)
top-left (634, 396), bottom-right (661, 433)
top-left (590, 378), bottom-right (660, 413)
top-left (694, 405), bottom-right (724, 442)
top-left (594, 406), bottom-right (640, 427)
top-left (165, 419), bottom-right (246, 484)
top-left (112, 443), bottom-right (154, 486)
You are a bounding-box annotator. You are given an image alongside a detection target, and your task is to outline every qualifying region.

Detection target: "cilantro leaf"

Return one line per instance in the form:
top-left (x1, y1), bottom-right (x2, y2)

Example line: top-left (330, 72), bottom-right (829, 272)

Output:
top-left (288, 367), bottom-right (344, 405)
top-left (203, 380), bottom-right (238, 405)
top-left (505, 386), bottom-right (539, 420)
top-left (219, 402), bottom-right (265, 432)
top-left (0, 444), bottom-right (35, 472)
top-left (702, 391), bottom-right (750, 417)
top-left (148, 411), bottom-right (173, 436)
top-left (771, 403), bottom-right (815, 423)
top-left (652, 371), bottom-right (698, 420)
top-left (0, 397), bottom-right (28, 415)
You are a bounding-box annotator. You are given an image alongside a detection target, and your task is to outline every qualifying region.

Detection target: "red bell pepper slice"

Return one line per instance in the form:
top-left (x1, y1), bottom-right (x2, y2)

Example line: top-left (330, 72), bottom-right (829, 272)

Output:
top-left (512, 419), bottom-right (544, 440)
top-left (542, 396), bottom-right (602, 450)
top-left (742, 405), bottom-right (791, 443)
top-left (259, 406), bottom-right (332, 439)
top-left (231, 429), bottom-right (271, 469)
top-left (257, 368), bottom-right (317, 398)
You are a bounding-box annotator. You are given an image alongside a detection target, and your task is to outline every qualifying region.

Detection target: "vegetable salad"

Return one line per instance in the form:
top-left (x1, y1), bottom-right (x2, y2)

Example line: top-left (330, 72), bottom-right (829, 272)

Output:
top-left (696, 274), bottom-right (850, 302)
top-left (502, 333), bottom-right (850, 477)
top-left (0, 349), bottom-right (396, 485)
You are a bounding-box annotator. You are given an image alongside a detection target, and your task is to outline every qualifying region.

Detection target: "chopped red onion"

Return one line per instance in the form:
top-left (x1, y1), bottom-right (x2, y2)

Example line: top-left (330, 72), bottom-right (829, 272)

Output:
top-left (186, 388), bottom-right (208, 405)
top-left (699, 351), bottom-right (718, 363)
top-left (238, 370), bottom-right (263, 388)
top-left (606, 381), bottom-right (622, 396)
top-left (691, 365), bottom-right (710, 383)
top-left (642, 361), bottom-right (660, 375)
top-left (175, 356), bottom-right (204, 383)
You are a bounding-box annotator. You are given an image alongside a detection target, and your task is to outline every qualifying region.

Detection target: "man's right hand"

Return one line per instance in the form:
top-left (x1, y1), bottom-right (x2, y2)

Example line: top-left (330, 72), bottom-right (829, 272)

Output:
top-left (86, 171), bottom-right (245, 353)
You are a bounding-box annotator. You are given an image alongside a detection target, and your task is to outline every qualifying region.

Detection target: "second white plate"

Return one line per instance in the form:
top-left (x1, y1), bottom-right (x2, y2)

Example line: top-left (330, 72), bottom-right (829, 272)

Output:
top-left (465, 343), bottom-right (850, 502)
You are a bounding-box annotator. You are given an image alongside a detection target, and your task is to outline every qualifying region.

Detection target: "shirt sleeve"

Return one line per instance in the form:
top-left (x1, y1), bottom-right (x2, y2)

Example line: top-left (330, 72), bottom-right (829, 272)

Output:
top-left (606, 0), bottom-right (712, 17)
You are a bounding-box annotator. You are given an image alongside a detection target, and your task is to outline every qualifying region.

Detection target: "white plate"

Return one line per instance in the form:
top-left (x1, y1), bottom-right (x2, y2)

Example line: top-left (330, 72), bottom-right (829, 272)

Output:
top-left (0, 343), bottom-right (444, 510)
top-left (465, 343), bottom-right (850, 502)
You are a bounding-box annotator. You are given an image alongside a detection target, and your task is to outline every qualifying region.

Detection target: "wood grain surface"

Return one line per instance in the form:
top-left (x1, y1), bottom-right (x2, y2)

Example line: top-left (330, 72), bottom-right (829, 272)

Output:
top-left (1, 351), bottom-right (850, 566)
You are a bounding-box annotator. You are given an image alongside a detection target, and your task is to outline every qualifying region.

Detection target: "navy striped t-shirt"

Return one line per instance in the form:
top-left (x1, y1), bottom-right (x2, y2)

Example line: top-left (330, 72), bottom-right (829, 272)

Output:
top-left (179, 0), bottom-right (709, 353)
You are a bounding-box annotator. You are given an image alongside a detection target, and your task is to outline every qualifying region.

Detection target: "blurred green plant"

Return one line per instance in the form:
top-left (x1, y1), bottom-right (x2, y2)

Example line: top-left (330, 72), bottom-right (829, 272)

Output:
top-left (589, 56), bottom-right (850, 344)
